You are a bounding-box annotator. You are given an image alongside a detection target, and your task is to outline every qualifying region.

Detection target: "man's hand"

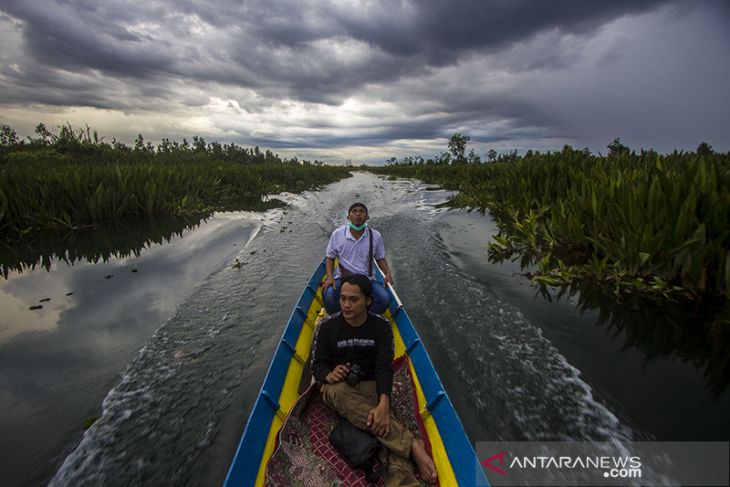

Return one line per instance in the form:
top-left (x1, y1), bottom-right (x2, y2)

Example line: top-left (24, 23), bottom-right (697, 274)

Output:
top-left (367, 398), bottom-right (390, 437)
top-left (321, 276), bottom-right (335, 291)
top-left (383, 272), bottom-right (394, 287)
top-left (325, 364), bottom-right (349, 383)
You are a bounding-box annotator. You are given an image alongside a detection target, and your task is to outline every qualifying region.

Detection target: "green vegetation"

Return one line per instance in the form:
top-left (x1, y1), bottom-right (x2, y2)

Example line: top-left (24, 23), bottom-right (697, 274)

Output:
top-left (0, 123), bottom-right (351, 241)
top-left (373, 139), bottom-right (730, 302)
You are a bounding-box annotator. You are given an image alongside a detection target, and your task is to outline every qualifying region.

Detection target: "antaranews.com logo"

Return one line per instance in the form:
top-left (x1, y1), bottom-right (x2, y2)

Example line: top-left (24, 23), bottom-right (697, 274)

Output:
top-left (475, 441), bottom-right (728, 486)
top-left (482, 450), bottom-right (642, 479)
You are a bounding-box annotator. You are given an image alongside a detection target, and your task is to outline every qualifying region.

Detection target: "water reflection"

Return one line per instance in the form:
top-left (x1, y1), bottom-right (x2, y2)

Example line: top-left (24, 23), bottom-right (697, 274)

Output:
top-left (537, 282), bottom-right (730, 396)
top-left (0, 196), bottom-right (285, 279)
top-left (0, 211), bottom-right (261, 486)
top-left (0, 214), bottom-right (206, 278)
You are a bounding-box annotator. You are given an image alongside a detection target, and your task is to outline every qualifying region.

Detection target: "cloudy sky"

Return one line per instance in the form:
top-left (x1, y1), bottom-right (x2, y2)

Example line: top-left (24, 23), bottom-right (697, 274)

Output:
top-left (1, 0), bottom-right (728, 163)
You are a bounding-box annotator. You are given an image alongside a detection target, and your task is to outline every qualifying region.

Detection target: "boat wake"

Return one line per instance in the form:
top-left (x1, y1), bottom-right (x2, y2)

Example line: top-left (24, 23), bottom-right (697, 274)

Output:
top-left (50, 248), bottom-right (266, 486)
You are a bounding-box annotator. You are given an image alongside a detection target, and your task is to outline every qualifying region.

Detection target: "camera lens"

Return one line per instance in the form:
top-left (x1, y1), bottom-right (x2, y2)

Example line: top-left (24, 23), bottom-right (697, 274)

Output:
top-left (345, 364), bottom-right (361, 387)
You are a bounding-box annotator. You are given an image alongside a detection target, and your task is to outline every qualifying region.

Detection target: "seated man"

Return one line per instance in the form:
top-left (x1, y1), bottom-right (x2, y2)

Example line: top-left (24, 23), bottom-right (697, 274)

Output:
top-left (311, 274), bottom-right (437, 486)
top-left (322, 202), bottom-right (393, 315)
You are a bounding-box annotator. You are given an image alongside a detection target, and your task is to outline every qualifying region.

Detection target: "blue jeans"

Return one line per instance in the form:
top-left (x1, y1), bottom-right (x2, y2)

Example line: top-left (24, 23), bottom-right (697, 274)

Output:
top-left (323, 277), bottom-right (392, 315)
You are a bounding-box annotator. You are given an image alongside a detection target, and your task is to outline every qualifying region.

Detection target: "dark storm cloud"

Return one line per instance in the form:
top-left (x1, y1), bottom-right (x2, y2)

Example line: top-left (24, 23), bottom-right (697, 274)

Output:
top-left (192, 0), bottom-right (675, 102)
top-left (330, 0), bottom-right (671, 62)
top-left (1, 0), bottom-right (728, 156)
top-left (3, 2), bottom-right (171, 78)
top-left (1, 0), bottom-right (677, 103)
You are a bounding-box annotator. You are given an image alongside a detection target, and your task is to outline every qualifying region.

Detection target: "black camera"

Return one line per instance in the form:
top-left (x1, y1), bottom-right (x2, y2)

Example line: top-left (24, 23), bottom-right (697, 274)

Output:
top-left (345, 363), bottom-right (364, 387)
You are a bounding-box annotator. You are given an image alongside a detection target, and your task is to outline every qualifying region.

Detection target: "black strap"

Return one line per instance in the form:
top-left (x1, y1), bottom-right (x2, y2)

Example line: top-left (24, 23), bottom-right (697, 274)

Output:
top-left (368, 227), bottom-right (373, 277)
top-left (342, 225), bottom-right (373, 277)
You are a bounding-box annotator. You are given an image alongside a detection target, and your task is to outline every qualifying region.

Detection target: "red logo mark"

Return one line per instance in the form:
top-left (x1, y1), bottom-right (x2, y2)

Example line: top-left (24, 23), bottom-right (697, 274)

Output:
top-left (482, 451), bottom-right (508, 475)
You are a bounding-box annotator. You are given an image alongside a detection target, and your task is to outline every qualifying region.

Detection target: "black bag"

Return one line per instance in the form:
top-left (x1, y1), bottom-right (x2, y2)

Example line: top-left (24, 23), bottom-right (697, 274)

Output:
top-left (329, 418), bottom-right (385, 482)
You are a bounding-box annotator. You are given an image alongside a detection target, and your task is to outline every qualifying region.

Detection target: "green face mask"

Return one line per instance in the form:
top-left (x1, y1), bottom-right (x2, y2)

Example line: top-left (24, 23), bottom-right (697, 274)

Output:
top-left (348, 222), bottom-right (367, 232)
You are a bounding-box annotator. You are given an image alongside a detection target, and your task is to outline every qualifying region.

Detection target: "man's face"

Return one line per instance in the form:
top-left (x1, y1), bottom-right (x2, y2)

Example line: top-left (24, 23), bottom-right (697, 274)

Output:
top-left (340, 282), bottom-right (371, 321)
top-left (348, 206), bottom-right (368, 226)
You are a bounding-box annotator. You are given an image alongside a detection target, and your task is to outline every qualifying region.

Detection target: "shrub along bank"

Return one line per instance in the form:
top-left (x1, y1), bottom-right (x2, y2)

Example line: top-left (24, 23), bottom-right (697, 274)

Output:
top-left (0, 123), bottom-right (351, 241)
top-left (372, 145), bottom-right (730, 301)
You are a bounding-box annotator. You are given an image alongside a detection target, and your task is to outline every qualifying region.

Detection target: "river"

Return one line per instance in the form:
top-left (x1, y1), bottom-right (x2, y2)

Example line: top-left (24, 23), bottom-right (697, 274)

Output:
top-left (0, 172), bottom-right (727, 486)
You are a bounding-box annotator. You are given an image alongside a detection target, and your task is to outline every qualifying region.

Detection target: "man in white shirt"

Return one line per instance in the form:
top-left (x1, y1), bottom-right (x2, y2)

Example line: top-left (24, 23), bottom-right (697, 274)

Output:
top-left (322, 202), bottom-right (394, 314)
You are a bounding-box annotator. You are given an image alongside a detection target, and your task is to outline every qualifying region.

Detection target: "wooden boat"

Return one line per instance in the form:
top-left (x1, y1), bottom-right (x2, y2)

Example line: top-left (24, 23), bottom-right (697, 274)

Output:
top-left (224, 258), bottom-right (489, 486)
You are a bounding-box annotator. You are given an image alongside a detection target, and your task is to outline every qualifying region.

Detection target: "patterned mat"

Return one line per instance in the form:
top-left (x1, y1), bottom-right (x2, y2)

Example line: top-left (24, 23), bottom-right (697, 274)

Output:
top-left (265, 355), bottom-right (436, 486)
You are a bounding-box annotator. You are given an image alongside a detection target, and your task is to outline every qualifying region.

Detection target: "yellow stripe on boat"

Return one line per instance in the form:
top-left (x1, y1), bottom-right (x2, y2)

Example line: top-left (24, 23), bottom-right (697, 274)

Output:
top-left (391, 310), bottom-right (458, 487)
top-left (253, 291), bottom-right (325, 486)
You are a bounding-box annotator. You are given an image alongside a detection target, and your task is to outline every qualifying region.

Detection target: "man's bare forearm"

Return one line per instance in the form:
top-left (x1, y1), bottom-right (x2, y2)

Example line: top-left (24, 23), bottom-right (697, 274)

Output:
top-left (376, 258), bottom-right (391, 275)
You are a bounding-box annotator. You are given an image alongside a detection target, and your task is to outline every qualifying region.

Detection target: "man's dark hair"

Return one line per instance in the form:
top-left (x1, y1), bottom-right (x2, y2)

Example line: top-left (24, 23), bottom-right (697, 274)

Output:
top-left (348, 202), bottom-right (368, 215)
top-left (341, 274), bottom-right (373, 300)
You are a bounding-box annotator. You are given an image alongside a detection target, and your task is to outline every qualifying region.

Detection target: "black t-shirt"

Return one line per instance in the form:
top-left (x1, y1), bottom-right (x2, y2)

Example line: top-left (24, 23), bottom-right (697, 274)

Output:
top-left (310, 312), bottom-right (394, 397)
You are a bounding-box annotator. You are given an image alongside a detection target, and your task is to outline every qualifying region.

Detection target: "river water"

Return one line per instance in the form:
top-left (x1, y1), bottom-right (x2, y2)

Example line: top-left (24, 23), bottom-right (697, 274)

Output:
top-left (0, 172), bottom-right (727, 486)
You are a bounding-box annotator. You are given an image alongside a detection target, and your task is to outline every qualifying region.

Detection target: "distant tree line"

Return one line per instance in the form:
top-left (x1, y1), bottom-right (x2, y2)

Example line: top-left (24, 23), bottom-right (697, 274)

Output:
top-left (383, 134), bottom-right (719, 167)
top-left (0, 122), bottom-right (326, 166)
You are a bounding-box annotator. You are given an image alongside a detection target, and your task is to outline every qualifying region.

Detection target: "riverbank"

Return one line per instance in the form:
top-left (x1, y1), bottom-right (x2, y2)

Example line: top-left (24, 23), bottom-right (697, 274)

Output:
top-left (371, 148), bottom-right (730, 303)
top-left (0, 123), bottom-right (351, 242)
